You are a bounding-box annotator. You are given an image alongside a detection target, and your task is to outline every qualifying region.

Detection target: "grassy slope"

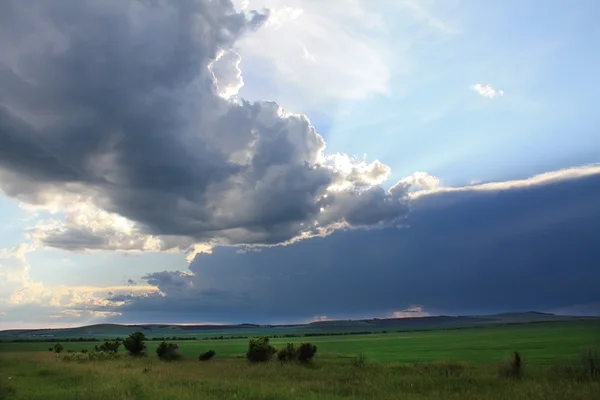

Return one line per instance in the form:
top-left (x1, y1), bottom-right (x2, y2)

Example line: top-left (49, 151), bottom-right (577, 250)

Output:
top-left (1, 352), bottom-right (599, 400)
top-left (3, 321), bottom-right (599, 364)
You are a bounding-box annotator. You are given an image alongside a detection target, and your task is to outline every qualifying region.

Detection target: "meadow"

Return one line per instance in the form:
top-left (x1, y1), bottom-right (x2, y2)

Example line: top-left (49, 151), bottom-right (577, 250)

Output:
top-left (1, 321), bottom-right (599, 399)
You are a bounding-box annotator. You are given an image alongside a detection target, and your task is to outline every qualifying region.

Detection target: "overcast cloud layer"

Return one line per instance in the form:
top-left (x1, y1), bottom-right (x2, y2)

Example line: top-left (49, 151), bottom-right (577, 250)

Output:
top-left (0, 0), bottom-right (409, 255)
top-left (88, 167), bottom-right (600, 324)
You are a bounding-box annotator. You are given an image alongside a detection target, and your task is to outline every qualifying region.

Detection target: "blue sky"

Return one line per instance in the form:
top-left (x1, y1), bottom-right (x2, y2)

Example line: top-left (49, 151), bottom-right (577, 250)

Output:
top-left (239, 0), bottom-right (600, 186)
top-left (1, 0), bottom-right (599, 328)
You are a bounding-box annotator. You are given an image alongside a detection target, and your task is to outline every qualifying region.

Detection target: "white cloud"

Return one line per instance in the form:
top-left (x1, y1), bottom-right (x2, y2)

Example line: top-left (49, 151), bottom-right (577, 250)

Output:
top-left (0, 243), bottom-right (158, 323)
top-left (392, 0), bottom-right (460, 35)
top-left (50, 309), bottom-right (122, 320)
top-left (471, 83), bottom-right (505, 99)
top-left (0, 244), bottom-right (37, 303)
top-left (23, 194), bottom-right (194, 254)
top-left (398, 171), bottom-right (442, 192)
top-left (323, 153), bottom-right (391, 189)
top-left (391, 305), bottom-right (429, 318)
top-left (412, 163), bottom-right (600, 198)
top-left (235, 0), bottom-right (392, 106)
top-left (209, 49), bottom-right (245, 99)
top-left (232, 0), bottom-right (461, 112)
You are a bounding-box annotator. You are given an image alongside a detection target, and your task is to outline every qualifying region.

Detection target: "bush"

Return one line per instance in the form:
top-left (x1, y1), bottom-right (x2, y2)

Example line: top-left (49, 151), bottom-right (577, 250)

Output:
top-left (297, 343), bottom-right (317, 363)
top-left (277, 343), bottom-right (297, 363)
top-left (498, 351), bottom-right (523, 379)
top-left (581, 348), bottom-right (600, 381)
top-left (52, 343), bottom-right (64, 354)
top-left (95, 340), bottom-right (121, 353)
top-left (63, 351), bottom-right (120, 362)
top-left (123, 331), bottom-right (147, 357)
top-left (549, 348), bottom-right (600, 382)
top-left (199, 350), bottom-right (216, 361)
top-left (156, 341), bottom-right (181, 361)
top-left (246, 336), bottom-right (276, 363)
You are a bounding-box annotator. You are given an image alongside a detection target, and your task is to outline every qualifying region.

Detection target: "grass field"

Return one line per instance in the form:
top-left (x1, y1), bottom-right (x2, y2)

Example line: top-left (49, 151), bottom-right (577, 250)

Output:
top-left (1, 321), bottom-right (599, 399)
top-left (3, 321), bottom-right (599, 364)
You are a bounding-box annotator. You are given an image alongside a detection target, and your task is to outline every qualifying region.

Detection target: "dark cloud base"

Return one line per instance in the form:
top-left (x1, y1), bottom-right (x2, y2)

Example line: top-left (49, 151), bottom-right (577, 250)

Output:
top-left (110, 171), bottom-right (600, 324)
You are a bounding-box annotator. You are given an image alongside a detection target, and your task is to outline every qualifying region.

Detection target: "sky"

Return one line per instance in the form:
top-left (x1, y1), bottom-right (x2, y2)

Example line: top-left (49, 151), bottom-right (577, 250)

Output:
top-left (0, 0), bottom-right (599, 329)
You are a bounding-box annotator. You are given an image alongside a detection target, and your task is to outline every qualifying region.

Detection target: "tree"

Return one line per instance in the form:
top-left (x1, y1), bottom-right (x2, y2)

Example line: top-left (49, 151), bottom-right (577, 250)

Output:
top-left (277, 343), bottom-right (297, 363)
top-left (246, 336), bottom-right (276, 363)
top-left (123, 331), bottom-right (147, 356)
top-left (95, 340), bottom-right (121, 353)
top-left (53, 343), bottom-right (64, 354)
top-left (199, 350), bottom-right (216, 361)
top-left (297, 343), bottom-right (317, 362)
top-left (156, 341), bottom-right (181, 361)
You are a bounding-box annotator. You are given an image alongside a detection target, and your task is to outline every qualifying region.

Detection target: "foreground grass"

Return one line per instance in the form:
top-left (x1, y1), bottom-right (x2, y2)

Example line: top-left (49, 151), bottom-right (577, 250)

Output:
top-left (3, 321), bottom-right (599, 364)
top-left (1, 352), bottom-right (599, 400)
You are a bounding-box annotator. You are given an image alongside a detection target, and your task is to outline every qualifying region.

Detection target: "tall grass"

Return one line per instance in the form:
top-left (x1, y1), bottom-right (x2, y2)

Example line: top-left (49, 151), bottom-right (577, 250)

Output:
top-left (498, 351), bottom-right (523, 379)
top-left (548, 347), bottom-right (600, 382)
top-left (1, 351), bottom-right (599, 400)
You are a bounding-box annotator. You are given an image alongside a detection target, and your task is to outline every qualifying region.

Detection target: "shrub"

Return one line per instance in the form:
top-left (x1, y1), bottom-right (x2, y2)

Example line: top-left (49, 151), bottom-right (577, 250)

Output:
top-left (52, 343), bottom-right (64, 354)
top-left (246, 336), bottom-right (276, 363)
top-left (48, 347), bottom-right (53, 352)
top-left (95, 340), bottom-right (121, 353)
top-left (156, 341), bottom-right (181, 361)
top-left (277, 343), bottom-right (297, 363)
top-left (199, 350), bottom-right (216, 361)
top-left (123, 331), bottom-right (147, 357)
top-left (297, 343), bottom-right (317, 363)
top-left (498, 351), bottom-right (523, 379)
top-left (581, 348), bottom-right (600, 381)
top-left (63, 351), bottom-right (120, 362)
top-left (549, 361), bottom-right (587, 382)
top-left (549, 348), bottom-right (600, 382)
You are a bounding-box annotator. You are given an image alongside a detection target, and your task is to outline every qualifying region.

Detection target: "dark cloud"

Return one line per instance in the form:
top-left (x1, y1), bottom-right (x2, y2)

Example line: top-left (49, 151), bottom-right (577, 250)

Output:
top-left (105, 169), bottom-right (600, 324)
top-left (0, 0), bottom-right (408, 251)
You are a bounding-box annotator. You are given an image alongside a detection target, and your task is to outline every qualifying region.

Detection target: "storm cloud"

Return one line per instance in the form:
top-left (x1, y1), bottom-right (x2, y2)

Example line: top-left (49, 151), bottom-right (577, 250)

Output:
top-left (0, 0), bottom-right (408, 252)
top-left (104, 167), bottom-right (600, 323)
top-left (2, 0), bottom-right (599, 327)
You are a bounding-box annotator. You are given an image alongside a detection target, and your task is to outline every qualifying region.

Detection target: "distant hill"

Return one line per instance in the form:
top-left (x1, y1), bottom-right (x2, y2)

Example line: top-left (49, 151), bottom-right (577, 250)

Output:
top-left (305, 312), bottom-right (579, 330)
top-left (1, 312), bottom-right (596, 340)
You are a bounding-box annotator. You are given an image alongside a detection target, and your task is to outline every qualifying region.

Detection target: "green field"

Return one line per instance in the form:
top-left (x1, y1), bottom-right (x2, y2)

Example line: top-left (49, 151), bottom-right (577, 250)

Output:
top-left (1, 321), bottom-right (600, 399)
top-left (3, 321), bottom-right (599, 364)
